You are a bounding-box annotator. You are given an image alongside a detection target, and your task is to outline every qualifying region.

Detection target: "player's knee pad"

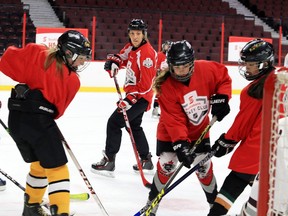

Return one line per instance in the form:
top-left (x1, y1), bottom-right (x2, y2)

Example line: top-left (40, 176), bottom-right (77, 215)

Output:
top-left (156, 152), bottom-right (178, 184)
top-left (30, 161), bottom-right (47, 178)
top-left (150, 152), bottom-right (178, 195)
top-left (195, 154), bottom-right (214, 185)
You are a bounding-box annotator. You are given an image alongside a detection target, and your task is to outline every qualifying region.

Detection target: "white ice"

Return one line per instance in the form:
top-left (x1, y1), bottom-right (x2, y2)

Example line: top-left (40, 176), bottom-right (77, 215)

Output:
top-left (0, 91), bottom-right (250, 216)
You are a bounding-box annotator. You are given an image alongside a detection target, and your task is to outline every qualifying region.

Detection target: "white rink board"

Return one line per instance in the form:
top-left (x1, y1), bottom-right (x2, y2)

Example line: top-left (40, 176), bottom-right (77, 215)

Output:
top-left (0, 62), bottom-right (248, 93)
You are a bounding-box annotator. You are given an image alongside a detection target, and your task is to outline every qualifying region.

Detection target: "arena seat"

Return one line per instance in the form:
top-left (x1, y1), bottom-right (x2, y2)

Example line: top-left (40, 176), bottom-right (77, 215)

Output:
top-left (0, 1), bottom-right (36, 53)
top-left (0, 0), bottom-right (274, 63)
top-left (238, 0), bottom-right (288, 63)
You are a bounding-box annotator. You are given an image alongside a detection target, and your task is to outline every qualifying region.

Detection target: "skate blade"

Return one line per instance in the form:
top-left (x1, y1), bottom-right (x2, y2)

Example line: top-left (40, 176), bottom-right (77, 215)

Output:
top-left (90, 168), bottom-right (115, 178)
top-left (133, 169), bottom-right (155, 175)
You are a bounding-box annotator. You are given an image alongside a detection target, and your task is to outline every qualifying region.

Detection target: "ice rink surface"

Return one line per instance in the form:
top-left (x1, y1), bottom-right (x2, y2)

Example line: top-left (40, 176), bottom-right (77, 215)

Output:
top-left (0, 90), bottom-right (250, 216)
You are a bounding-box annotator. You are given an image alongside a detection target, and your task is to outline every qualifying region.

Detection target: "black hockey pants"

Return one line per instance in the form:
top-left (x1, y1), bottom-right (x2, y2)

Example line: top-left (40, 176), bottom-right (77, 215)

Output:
top-left (105, 98), bottom-right (150, 160)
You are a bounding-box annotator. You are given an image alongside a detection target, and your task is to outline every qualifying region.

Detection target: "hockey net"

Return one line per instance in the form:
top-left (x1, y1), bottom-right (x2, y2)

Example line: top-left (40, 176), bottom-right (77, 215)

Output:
top-left (258, 69), bottom-right (288, 216)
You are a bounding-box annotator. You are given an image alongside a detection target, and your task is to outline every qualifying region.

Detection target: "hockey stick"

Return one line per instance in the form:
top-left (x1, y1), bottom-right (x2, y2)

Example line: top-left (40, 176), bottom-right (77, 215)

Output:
top-left (0, 167), bottom-right (25, 191)
top-left (0, 118), bottom-right (9, 133)
top-left (134, 116), bottom-right (217, 216)
top-left (57, 127), bottom-right (109, 216)
top-left (0, 118), bottom-right (90, 201)
top-left (134, 150), bottom-right (216, 216)
top-left (113, 72), bottom-right (152, 189)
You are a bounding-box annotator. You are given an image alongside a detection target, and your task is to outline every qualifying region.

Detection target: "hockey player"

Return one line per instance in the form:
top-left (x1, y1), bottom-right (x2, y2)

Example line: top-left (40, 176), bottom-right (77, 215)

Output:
top-left (0, 177), bottom-right (6, 191)
top-left (208, 39), bottom-right (275, 216)
top-left (0, 30), bottom-right (91, 216)
top-left (152, 40), bottom-right (171, 118)
top-left (240, 67), bottom-right (288, 216)
top-left (143, 40), bottom-right (232, 215)
top-left (91, 19), bottom-right (157, 176)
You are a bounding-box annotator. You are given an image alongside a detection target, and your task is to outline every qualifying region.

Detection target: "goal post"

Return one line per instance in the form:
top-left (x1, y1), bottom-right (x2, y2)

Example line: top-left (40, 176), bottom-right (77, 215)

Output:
top-left (258, 70), bottom-right (288, 216)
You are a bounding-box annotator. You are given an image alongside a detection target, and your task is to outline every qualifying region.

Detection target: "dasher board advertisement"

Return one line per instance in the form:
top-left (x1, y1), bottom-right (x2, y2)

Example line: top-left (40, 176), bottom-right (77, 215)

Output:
top-left (228, 36), bottom-right (273, 62)
top-left (36, 27), bottom-right (88, 48)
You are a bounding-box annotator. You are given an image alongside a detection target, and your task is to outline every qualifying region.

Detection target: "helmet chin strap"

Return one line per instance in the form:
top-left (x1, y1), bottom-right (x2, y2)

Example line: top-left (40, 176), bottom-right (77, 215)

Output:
top-left (62, 52), bottom-right (79, 72)
top-left (61, 55), bottom-right (77, 72)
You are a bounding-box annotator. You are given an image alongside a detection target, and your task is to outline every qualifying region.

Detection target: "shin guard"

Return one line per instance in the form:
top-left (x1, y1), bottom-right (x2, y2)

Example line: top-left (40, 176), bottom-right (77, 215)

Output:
top-left (46, 164), bottom-right (70, 214)
top-left (196, 159), bottom-right (218, 204)
top-left (25, 161), bottom-right (48, 204)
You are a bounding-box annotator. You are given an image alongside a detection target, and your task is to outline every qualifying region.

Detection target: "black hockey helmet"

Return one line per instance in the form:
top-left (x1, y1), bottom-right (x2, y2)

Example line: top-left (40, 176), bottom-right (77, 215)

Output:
top-left (167, 40), bottom-right (195, 82)
top-left (57, 30), bottom-right (92, 72)
top-left (128, 19), bottom-right (148, 33)
top-left (238, 38), bottom-right (274, 81)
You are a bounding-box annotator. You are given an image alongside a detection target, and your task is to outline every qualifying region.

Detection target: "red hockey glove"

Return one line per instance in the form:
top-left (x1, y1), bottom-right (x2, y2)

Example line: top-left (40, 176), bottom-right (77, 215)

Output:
top-left (172, 141), bottom-right (196, 168)
top-left (212, 133), bottom-right (238, 157)
top-left (104, 54), bottom-right (122, 78)
top-left (117, 94), bottom-right (137, 111)
top-left (210, 94), bottom-right (230, 121)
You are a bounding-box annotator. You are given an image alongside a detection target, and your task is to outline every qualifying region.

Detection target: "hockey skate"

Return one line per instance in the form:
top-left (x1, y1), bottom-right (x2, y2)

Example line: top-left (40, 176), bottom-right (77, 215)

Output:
top-left (91, 151), bottom-right (116, 178)
top-left (145, 199), bottom-right (159, 216)
top-left (133, 152), bottom-right (154, 174)
top-left (49, 205), bottom-right (71, 216)
top-left (0, 178), bottom-right (6, 191)
top-left (22, 193), bottom-right (50, 216)
top-left (151, 107), bottom-right (160, 119)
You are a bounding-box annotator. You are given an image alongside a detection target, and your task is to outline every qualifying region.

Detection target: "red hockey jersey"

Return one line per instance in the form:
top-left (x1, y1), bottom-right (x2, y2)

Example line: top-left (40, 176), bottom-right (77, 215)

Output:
top-left (156, 51), bottom-right (168, 71)
top-left (226, 78), bottom-right (264, 174)
top-left (0, 43), bottom-right (80, 119)
top-left (117, 41), bottom-right (157, 110)
top-left (157, 60), bottom-right (232, 143)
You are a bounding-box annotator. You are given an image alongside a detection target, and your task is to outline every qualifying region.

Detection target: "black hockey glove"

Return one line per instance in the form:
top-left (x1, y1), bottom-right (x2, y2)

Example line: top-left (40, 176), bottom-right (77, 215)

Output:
top-left (104, 54), bottom-right (122, 78)
top-left (210, 94), bottom-right (230, 121)
top-left (172, 141), bottom-right (196, 168)
top-left (212, 133), bottom-right (238, 157)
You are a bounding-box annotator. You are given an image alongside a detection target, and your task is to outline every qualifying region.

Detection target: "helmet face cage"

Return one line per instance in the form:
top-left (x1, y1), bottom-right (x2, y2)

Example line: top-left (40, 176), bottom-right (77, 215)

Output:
top-left (238, 39), bottom-right (274, 81)
top-left (167, 40), bottom-right (195, 82)
top-left (57, 30), bottom-right (92, 72)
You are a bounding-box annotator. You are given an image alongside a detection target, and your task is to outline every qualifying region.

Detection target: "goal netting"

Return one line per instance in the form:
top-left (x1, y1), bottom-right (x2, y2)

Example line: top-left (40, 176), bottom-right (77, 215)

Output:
top-left (258, 70), bottom-right (288, 216)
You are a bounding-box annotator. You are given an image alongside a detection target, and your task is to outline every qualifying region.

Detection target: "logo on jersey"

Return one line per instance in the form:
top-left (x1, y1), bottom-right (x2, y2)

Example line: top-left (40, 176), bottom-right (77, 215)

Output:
top-left (181, 91), bottom-right (208, 125)
top-left (143, 57), bottom-right (153, 68)
top-left (124, 61), bottom-right (136, 87)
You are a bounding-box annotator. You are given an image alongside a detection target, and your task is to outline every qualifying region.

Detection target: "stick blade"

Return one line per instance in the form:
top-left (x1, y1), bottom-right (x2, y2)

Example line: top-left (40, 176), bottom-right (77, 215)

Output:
top-left (70, 193), bottom-right (90, 201)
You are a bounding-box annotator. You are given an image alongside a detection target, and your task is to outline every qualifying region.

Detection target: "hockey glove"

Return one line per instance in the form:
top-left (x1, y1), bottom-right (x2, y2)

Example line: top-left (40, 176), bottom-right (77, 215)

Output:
top-left (212, 133), bottom-right (238, 157)
top-left (117, 94), bottom-right (137, 111)
top-left (172, 141), bottom-right (196, 168)
top-left (104, 54), bottom-right (122, 78)
top-left (210, 94), bottom-right (230, 121)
